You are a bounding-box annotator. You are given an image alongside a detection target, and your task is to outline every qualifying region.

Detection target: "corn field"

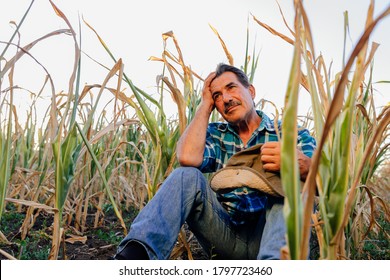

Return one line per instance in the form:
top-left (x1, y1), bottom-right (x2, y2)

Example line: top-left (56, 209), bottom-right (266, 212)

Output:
top-left (0, 0), bottom-right (389, 260)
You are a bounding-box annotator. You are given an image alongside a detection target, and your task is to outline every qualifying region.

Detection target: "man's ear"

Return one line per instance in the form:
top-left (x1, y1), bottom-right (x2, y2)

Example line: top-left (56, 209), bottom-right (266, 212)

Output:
top-left (249, 84), bottom-right (256, 100)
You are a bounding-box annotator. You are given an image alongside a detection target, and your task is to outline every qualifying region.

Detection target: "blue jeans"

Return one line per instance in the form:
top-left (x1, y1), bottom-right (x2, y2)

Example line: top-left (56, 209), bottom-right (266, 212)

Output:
top-left (116, 167), bottom-right (286, 259)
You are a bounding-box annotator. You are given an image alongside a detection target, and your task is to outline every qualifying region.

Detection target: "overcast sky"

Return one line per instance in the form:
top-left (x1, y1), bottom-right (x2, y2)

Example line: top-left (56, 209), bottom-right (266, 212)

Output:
top-left (1, 0), bottom-right (389, 121)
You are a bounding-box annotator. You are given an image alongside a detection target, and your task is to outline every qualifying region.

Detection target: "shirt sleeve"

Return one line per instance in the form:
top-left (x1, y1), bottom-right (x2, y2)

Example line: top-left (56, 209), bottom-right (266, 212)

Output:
top-left (297, 127), bottom-right (317, 158)
top-left (198, 126), bottom-right (218, 173)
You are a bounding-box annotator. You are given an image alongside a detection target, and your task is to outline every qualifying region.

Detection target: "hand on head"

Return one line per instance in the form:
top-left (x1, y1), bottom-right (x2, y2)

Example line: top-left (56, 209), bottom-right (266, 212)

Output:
top-left (201, 72), bottom-right (217, 113)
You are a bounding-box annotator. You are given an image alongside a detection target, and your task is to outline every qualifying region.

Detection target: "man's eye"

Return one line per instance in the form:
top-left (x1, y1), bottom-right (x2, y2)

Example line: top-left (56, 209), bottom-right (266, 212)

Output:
top-left (213, 93), bottom-right (221, 101)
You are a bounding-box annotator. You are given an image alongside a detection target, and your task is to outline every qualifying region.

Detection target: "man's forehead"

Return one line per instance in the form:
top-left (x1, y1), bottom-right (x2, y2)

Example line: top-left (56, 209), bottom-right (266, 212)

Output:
top-left (210, 72), bottom-right (238, 91)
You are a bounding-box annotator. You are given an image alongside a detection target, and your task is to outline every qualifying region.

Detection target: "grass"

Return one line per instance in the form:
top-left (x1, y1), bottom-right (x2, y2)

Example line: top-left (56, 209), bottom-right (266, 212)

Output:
top-left (0, 204), bottom-right (51, 260)
top-left (348, 213), bottom-right (389, 260)
top-left (18, 236), bottom-right (51, 260)
top-left (0, 202), bottom-right (139, 260)
top-left (0, 194), bottom-right (387, 260)
top-left (0, 205), bottom-right (24, 234)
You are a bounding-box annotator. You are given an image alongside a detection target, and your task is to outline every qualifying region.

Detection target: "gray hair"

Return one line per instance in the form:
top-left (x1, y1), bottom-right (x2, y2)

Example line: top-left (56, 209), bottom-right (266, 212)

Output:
top-left (215, 63), bottom-right (250, 88)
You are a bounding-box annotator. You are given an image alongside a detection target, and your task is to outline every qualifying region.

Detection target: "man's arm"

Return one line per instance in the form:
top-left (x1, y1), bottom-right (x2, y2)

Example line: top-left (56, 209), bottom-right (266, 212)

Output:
top-left (176, 72), bottom-right (216, 167)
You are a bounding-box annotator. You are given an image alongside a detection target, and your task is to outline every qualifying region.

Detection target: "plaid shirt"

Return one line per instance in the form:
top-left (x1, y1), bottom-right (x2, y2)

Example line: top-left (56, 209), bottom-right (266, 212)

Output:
top-left (199, 110), bottom-right (316, 225)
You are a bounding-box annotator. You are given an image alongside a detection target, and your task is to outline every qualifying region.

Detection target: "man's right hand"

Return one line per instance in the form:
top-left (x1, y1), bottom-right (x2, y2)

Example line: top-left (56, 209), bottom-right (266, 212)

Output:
top-left (200, 72), bottom-right (217, 114)
top-left (176, 71), bottom-right (217, 167)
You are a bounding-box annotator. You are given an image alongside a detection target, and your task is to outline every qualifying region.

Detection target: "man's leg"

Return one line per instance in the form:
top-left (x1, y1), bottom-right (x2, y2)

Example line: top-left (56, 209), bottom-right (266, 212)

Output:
top-left (115, 167), bottom-right (253, 259)
top-left (186, 187), bottom-right (262, 260)
top-left (256, 197), bottom-right (286, 260)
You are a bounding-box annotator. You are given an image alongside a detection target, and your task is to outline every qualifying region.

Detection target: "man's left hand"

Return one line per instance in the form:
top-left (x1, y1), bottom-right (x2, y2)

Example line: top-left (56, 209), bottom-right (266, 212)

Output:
top-left (261, 142), bottom-right (311, 180)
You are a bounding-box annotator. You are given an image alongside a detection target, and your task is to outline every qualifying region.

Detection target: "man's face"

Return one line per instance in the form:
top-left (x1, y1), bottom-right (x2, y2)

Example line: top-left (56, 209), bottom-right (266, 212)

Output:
top-left (210, 71), bottom-right (256, 124)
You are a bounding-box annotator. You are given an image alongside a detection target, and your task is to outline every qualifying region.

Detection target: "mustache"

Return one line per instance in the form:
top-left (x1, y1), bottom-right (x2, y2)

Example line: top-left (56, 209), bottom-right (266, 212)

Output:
top-left (224, 100), bottom-right (242, 113)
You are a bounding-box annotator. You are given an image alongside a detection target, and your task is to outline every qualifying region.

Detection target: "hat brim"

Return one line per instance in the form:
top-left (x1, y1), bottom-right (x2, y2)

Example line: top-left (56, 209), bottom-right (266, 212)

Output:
top-left (210, 166), bottom-right (284, 197)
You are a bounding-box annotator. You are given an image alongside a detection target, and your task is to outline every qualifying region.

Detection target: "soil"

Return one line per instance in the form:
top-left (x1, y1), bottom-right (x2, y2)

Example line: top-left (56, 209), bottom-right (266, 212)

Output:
top-left (0, 206), bottom-right (318, 260)
top-left (0, 205), bottom-right (208, 260)
top-left (2, 204), bottom-right (382, 260)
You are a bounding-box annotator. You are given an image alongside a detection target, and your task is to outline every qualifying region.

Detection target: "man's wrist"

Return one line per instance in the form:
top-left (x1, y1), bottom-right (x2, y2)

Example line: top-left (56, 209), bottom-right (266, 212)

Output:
top-left (199, 100), bottom-right (214, 116)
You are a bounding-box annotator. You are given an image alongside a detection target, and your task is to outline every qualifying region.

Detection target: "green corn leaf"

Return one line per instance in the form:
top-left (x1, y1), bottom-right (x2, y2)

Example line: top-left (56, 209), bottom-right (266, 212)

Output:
top-left (52, 123), bottom-right (81, 217)
top-left (0, 120), bottom-right (12, 222)
top-left (280, 4), bottom-right (303, 260)
top-left (75, 122), bottom-right (127, 234)
top-left (127, 80), bottom-right (159, 147)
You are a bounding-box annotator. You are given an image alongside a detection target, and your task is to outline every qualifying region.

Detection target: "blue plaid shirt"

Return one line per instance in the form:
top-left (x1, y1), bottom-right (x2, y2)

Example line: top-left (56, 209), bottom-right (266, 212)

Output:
top-left (198, 110), bottom-right (316, 225)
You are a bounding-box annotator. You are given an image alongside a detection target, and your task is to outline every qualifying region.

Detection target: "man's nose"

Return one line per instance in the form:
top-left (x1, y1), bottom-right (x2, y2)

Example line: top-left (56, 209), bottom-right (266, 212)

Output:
top-left (222, 92), bottom-right (233, 102)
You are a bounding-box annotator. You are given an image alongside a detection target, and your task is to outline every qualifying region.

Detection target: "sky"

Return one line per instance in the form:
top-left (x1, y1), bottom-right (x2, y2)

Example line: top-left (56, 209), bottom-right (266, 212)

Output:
top-left (1, 0), bottom-right (389, 122)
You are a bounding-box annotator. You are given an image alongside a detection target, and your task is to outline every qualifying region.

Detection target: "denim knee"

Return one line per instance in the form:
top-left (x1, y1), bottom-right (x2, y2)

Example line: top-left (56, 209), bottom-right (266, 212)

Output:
top-left (117, 166), bottom-right (208, 259)
top-left (165, 166), bottom-right (206, 193)
top-left (170, 166), bottom-right (204, 180)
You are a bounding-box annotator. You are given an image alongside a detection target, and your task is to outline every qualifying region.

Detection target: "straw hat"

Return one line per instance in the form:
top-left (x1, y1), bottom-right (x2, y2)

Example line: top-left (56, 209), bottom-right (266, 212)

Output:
top-left (210, 144), bottom-right (285, 197)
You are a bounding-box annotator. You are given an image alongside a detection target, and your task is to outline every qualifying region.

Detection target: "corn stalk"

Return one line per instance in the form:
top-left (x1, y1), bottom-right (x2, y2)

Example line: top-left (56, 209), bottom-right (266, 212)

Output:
top-left (0, 0), bottom-right (35, 226)
top-left (75, 122), bottom-right (127, 234)
top-left (84, 24), bottom-right (192, 201)
top-left (48, 0), bottom-right (82, 260)
top-left (280, 1), bottom-right (303, 260)
top-left (0, 78), bottom-right (13, 224)
top-left (302, 2), bottom-right (390, 259)
top-left (255, 0), bottom-right (390, 259)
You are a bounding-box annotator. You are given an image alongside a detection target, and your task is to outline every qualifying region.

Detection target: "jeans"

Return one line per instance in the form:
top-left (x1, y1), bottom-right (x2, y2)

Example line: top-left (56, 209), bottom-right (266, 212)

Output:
top-left (116, 167), bottom-right (286, 260)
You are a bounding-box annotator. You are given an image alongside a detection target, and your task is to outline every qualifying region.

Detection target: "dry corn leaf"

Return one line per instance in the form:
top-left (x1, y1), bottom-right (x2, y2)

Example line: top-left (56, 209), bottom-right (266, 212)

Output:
top-left (0, 231), bottom-right (11, 245)
top-left (209, 24), bottom-right (234, 65)
top-left (5, 198), bottom-right (57, 212)
top-left (0, 248), bottom-right (16, 260)
top-left (252, 14), bottom-right (294, 45)
top-left (303, 6), bottom-right (390, 253)
top-left (65, 234), bottom-right (87, 244)
top-left (161, 77), bottom-right (187, 134)
top-left (78, 118), bottom-right (138, 159)
top-left (0, 29), bottom-right (71, 78)
top-left (276, 0), bottom-right (295, 37)
top-left (335, 105), bottom-right (390, 244)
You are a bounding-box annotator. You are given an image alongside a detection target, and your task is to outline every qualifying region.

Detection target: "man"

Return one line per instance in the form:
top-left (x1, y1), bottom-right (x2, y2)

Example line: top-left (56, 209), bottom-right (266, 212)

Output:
top-left (115, 63), bottom-right (316, 260)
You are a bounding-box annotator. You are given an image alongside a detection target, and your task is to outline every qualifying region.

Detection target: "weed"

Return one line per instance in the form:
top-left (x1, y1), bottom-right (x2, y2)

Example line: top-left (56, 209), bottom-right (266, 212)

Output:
top-left (18, 236), bottom-right (51, 260)
top-left (0, 206), bottom-right (24, 235)
top-left (350, 214), bottom-right (390, 260)
top-left (93, 228), bottom-right (122, 245)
